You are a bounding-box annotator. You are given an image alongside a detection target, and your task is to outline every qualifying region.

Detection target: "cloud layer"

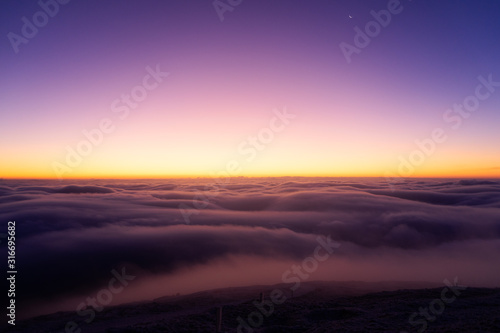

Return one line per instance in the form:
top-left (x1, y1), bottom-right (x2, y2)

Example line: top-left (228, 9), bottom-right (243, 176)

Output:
top-left (1, 177), bottom-right (499, 318)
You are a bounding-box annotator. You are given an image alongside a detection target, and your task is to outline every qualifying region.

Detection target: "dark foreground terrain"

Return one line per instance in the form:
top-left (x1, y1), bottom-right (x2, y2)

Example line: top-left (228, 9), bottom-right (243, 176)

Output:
top-left (4, 281), bottom-right (499, 333)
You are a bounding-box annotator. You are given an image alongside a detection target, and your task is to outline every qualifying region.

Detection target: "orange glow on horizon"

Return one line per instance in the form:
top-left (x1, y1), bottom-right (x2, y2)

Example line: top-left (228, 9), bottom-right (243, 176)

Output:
top-left (3, 169), bottom-right (500, 180)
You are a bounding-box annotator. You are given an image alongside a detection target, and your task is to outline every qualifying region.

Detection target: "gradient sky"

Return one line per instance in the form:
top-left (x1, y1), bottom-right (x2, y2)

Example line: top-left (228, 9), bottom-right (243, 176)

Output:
top-left (1, 0), bottom-right (500, 178)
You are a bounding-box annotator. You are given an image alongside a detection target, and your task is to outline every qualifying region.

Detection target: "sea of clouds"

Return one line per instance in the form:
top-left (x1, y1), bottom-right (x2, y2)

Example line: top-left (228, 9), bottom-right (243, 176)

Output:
top-left (1, 177), bottom-right (499, 318)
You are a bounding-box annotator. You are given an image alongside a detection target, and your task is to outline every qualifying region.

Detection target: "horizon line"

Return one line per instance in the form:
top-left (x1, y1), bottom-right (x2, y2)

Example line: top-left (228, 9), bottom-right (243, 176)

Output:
top-left (2, 175), bottom-right (500, 180)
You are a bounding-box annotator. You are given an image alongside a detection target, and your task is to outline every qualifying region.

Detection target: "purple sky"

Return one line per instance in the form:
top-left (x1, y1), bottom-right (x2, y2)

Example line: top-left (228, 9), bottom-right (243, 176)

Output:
top-left (1, 0), bottom-right (500, 178)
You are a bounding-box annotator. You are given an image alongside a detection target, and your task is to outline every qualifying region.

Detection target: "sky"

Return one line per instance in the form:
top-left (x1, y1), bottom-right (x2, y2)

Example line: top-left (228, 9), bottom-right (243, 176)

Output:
top-left (1, 0), bottom-right (500, 179)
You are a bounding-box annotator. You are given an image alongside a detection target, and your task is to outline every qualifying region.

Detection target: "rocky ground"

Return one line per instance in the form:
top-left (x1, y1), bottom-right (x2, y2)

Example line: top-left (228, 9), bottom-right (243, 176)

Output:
top-left (4, 281), bottom-right (500, 333)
